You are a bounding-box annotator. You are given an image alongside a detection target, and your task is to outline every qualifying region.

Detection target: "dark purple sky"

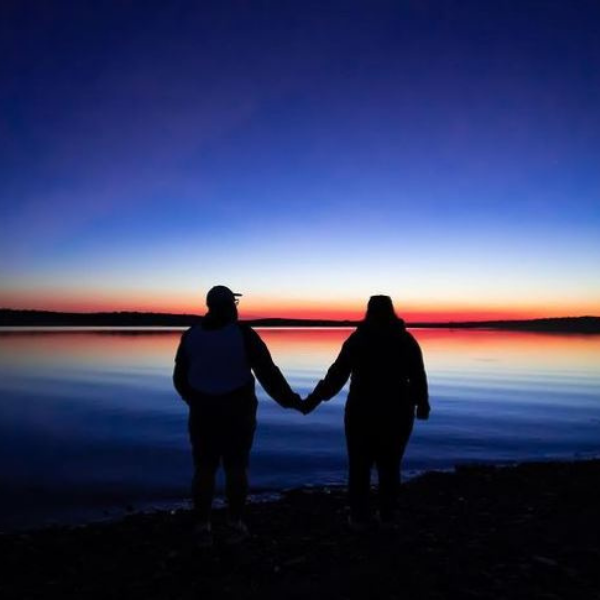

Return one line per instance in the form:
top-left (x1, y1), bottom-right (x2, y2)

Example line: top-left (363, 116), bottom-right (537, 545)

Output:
top-left (1, 1), bottom-right (599, 318)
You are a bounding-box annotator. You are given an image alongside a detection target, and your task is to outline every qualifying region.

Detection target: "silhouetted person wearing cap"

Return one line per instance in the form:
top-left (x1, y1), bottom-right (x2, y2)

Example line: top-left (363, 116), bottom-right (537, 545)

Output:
top-left (173, 285), bottom-right (302, 546)
top-left (302, 295), bottom-right (430, 530)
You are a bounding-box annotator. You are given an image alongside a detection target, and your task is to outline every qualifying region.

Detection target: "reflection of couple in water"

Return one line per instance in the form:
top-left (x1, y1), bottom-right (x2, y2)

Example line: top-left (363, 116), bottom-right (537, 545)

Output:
top-left (173, 286), bottom-right (430, 546)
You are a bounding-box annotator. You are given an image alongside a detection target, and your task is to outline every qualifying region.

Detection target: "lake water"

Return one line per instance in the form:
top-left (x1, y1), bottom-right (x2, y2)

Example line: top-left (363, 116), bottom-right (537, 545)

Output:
top-left (1, 327), bottom-right (599, 531)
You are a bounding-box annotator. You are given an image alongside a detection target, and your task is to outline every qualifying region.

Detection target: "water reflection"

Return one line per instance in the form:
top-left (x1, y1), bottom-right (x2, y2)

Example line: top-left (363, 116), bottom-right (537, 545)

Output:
top-left (0, 327), bottom-right (599, 530)
top-left (2, 326), bottom-right (598, 375)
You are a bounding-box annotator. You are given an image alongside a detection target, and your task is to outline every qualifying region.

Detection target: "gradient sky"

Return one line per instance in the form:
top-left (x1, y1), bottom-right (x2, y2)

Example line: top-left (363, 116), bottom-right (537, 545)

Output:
top-left (1, 0), bottom-right (599, 320)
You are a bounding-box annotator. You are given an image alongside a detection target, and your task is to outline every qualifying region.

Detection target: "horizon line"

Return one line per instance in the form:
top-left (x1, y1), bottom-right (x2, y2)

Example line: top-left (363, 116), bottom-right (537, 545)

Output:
top-left (1, 307), bottom-right (599, 325)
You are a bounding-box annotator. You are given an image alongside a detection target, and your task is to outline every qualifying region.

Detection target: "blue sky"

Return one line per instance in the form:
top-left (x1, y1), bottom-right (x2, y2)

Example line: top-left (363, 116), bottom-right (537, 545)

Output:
top-left (1, 1), bottom-right (599, 318)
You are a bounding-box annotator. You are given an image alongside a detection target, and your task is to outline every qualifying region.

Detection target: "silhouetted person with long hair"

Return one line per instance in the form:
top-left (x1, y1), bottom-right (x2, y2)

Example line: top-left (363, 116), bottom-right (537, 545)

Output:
top-left (303, 295), bottom-right (430, 530)
top-left (173, 286), bottom-right (302, 546)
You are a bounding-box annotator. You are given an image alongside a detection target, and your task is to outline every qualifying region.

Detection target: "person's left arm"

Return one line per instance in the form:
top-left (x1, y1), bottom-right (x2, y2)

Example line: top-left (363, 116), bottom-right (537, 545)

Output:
top-left (242, 326), bottom-right (302, 410)
top-left (406, 333), bottom-right (430, 419)
top-left (173, 331), bottom-right (193, 404)
top-left (303, 337), bottom-right (353, 413)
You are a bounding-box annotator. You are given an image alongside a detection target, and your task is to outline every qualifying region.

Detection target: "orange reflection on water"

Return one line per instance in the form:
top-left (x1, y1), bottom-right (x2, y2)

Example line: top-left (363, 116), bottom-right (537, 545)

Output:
top-left (257, 328), bottom-right (352, 370)
top-left (411, 328), bottom-right (600, 374)
top-left (0, 330), bottom-right (184, 371)
top-left (1, 328), bottom-right (598, 378)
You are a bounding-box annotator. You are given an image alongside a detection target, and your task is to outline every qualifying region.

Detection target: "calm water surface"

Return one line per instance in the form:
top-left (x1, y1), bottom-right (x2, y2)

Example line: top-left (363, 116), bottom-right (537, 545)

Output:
top-left (1, 327), bottom-right (599, 531)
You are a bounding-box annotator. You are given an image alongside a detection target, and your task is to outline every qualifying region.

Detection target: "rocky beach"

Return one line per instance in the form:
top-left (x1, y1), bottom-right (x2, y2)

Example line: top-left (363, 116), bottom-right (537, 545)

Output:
top-left (2, 459), bottom-right (599, 599)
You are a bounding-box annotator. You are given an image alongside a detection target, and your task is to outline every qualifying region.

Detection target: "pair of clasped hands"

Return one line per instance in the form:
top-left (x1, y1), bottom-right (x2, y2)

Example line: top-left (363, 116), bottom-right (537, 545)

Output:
top-left (288, 393), bottom-right (321, 415)
top-left (289, 394), bottom-right (431, 420)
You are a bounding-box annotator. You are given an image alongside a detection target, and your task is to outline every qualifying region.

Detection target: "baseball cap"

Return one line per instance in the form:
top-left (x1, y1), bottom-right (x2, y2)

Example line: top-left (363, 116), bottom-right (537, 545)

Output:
top-left (206, 285), bottom-right (242, 307)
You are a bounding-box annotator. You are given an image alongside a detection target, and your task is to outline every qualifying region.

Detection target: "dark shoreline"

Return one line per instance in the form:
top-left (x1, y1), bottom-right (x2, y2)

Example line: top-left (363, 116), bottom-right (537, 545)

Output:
top-left (1, 309), bottom-right (599, 333)
top-left (2, 459), bottom-right (599, 599)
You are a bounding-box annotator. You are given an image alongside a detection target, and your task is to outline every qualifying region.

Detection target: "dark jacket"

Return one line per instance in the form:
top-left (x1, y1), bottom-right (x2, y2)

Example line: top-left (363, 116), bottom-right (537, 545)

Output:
top-left (173, 320), bottom-right (298, 408)
top-left (311, 321), bottom-right (429, 415)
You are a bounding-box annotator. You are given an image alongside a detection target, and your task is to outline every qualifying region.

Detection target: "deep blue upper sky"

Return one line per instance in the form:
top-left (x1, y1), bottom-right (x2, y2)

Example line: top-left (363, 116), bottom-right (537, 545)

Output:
top-left (1, 1), bottom-right (599, 317)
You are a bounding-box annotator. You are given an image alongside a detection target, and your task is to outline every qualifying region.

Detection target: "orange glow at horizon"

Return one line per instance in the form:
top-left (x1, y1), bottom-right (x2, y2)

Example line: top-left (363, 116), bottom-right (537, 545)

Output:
top-left (1, 290), bottom-right (598, 323)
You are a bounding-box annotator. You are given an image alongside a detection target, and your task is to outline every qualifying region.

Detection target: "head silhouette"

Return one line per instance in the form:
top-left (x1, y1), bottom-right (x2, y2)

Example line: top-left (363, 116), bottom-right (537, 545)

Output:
top-left (363, 295), bottom-right (400, 326)
top-left (205, 285), bottom-right (241, 325)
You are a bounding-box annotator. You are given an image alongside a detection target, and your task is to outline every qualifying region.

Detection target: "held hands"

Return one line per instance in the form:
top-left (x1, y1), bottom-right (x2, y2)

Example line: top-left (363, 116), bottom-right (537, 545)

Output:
top-left (287, 391), bottom-right (322, 415)
top-left (299, 393), bottom-right (322, 415)
top-left (288, 392), bottom-right (321, 415)
top-left (288, 393), bottom-right (304, 412)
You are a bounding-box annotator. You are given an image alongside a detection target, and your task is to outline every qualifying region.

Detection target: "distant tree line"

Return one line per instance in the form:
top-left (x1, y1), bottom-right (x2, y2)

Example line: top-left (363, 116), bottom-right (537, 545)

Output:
top-left (1, 309), bottom-right (599, 332)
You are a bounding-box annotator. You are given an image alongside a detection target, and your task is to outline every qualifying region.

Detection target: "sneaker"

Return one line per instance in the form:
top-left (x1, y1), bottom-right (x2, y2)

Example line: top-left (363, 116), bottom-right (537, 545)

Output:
top-left (224, 520), bottom-right (250, 545)
top-left (194, 522), bottom-right (213, 549)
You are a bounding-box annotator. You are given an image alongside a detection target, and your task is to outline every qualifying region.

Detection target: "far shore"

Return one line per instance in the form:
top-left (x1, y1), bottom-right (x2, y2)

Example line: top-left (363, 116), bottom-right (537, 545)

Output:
top-left (1, 309), bottom-right (599, 333)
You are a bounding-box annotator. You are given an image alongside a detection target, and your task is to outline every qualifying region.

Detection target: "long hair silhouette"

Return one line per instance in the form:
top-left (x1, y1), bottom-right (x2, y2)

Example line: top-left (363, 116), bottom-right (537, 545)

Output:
top-left (362, 295), bottom-right (403, 328)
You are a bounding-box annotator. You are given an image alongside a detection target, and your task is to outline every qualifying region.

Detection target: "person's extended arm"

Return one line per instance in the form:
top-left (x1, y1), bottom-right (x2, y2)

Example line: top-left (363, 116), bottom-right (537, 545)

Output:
top-left (407, 334), bottom-right (430, 419)
top-left (242, 326), bottom-right (301, 409)
top-left (303, 338), bottom-right (353, 413)
top-left (173, 331), bottom-right (193, 403)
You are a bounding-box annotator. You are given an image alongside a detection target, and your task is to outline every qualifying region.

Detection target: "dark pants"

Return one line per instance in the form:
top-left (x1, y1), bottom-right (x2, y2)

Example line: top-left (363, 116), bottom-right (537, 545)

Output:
top-left (187, 384), bottom-right (257, 522)
top-left (344, 403), bottom-right (415, 522)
